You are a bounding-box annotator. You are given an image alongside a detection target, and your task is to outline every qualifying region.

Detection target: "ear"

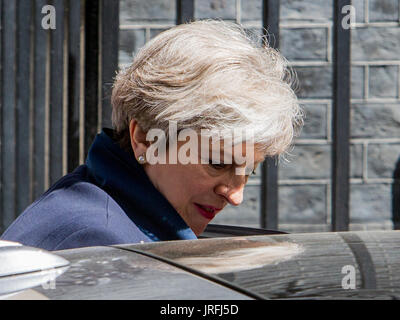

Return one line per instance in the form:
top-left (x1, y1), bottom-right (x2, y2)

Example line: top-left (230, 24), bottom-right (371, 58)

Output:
top-left (129, 119), bottom-right (149, 158)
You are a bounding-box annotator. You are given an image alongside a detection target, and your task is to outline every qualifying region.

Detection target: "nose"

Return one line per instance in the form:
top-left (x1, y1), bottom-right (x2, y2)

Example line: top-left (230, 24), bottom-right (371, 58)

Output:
top-left (214, 182), bottom-right (245, 206)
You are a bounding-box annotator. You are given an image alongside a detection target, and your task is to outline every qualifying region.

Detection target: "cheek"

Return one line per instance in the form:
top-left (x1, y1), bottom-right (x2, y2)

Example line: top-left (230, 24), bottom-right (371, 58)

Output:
top-left (176, 168), bottom-right (211, 199)
top-left (148, 164), bottom-right (218, 210)
top-left (168, 166), bottom-right (216, 203)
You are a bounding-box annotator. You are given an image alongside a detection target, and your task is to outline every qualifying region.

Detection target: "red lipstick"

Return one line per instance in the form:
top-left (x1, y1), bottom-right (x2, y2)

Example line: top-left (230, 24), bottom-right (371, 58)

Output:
top-left (194, 203), bottom-right (221, 220)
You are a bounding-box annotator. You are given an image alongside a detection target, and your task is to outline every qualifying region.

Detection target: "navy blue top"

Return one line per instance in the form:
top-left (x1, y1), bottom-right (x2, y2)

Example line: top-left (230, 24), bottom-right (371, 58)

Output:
top-left (1, 128), bottom-right (197, 250)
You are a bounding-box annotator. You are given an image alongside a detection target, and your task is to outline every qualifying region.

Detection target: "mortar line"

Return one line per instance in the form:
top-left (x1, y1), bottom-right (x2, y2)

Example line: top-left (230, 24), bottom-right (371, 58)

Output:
top-left (326, 182), bottom-right (331, 225)
top-left (294, 139), bottom-right (330, 144)
top-left (299, 99), bottom-right (332, 104)
top-left (327, 100), bottom-right (332, 143)
top-left (279, 22), bottom-right (332, 28)
top-left (351, 138), bottom-right (400, 143)
top-left (397, 64), bottom-right (400, 99)
top-left (351, 98), bottom-right (400, 103)
top-left (355, 22), bottom-right (400, 27)
top-left (327, 25), bottom-right (332, 62)
top-left (278, 179), bottom-right (331, 185)
top-left (364, 65), bottom-right (369, 99)
top-left (120, 24), bottom-right (175, 29)
top-left (352, 61), bottom-right (400, 66)
top-left (363, 141), bottom-right (368, 183)
top-left (236, 0), bottom-right (241, 24)
top-left (288, 61), bottom-right (331, 66)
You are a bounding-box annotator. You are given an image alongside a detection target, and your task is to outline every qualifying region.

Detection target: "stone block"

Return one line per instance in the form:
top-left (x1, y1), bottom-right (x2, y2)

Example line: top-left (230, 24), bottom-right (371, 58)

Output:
top-left (279, 144), bottom-right (331, 180)
top-left (211, 185), bottom-right (260, 226)
top-left (280, 28), bottom-right (328, 61)
top-left (280, 0), bottom-right (333, 21)
top-left (150, 28), bottom-right (170, 39)
top-left (119, 0), bottom-right (176, 24)
top-left (369, 65), bottom-right (398, 98)
top-left (369, 0), bottom-right (399, 22)
top-left (278, 184), bottom-right (327, 224)
top-left (118, 29), bottom-right (146, 65)
top-left (367, 143), bottom-right (400, 178)
top-left (298, 104), bottom-right (327, 139)
top-left (194, 0), bottom-right (236, 20)
top-left (350, 183), bottom-right (392, 222)
top-left (351, 66), bottom-right (364, 99)
top-left (294, 66), bottom-right (332, 98)
top-left (350, 143), bottom-right (364, 179)
top-left (241, 0), bottom-right (262, 21)
top-left (352, 27), bottom-right (400, 61)
top-left (351, 0), bottom-right (365, 23)
top-left (351, 103), bottom-right (400, 139)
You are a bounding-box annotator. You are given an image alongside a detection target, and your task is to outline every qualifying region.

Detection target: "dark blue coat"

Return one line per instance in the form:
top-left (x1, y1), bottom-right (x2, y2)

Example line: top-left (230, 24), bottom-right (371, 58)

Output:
top-left (1, 129), bottom-right (197, 250)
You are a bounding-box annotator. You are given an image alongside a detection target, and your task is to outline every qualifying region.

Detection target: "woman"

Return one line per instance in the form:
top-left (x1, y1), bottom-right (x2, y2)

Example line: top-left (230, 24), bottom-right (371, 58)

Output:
top-left (1, 20), bottom-right (303, 250)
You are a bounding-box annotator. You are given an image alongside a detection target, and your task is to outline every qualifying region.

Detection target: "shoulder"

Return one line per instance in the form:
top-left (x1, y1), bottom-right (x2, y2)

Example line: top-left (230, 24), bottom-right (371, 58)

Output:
top-left (21, 177), bottom-right (111, 230)
top-left (53, 225), bottom-right (147, 250)
top-left (1, 168), bottom-right (151, 250)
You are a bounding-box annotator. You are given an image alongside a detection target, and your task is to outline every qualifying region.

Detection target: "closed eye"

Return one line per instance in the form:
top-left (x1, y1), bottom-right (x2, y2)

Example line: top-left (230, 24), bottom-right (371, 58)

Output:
top-left (209, 160), bottom-right (229, 170)
top-left (210, 163), bottom-right (227, 170)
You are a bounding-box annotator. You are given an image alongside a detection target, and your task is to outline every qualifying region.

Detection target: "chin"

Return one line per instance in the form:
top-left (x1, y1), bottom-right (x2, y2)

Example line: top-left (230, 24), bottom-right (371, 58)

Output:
top-left (191, 223), bottom-right (208, 237)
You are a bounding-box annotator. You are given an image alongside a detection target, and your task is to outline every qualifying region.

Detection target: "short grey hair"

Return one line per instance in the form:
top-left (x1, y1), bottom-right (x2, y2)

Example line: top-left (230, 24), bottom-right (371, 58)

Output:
top-left (111, 19), bottom-right (303, 158)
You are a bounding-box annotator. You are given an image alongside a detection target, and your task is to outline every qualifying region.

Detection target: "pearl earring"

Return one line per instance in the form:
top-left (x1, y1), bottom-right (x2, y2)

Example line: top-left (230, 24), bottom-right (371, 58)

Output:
top-left (137, 154), bottom-right (147, 164)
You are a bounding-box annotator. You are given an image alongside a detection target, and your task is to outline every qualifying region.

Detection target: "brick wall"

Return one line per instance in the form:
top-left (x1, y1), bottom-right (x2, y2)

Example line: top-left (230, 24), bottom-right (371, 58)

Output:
top-left (347, 0), bottom-right (400, 232)
top-left (118, 0), bottom-right (400, 232)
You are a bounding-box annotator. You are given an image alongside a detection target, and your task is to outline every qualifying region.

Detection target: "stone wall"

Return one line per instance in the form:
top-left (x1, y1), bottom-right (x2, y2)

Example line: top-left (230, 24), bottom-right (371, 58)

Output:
top-left (118, 0), bottom-right (400, 232)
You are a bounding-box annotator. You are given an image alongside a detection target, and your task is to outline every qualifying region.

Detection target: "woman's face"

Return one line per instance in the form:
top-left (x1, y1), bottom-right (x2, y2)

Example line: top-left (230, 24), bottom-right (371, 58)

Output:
top-left (130, 120), bottom-right (265, 236)
top-left (145, 141), bottom-right (264, 236)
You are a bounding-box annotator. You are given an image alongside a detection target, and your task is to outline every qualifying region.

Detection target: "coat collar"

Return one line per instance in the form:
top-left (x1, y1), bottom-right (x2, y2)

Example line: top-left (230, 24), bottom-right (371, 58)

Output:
top-left (85, 128), bottom-right (197, 241)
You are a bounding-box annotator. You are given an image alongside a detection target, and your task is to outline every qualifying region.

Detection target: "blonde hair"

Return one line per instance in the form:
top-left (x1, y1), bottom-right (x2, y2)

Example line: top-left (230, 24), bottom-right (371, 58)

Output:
top-left (111, 19), bottom-right (303, 158)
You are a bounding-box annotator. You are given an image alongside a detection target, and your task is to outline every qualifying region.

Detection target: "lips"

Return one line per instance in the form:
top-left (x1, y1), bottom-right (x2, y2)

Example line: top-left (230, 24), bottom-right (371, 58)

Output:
top-left (194, 203), bottom-right (221, 220)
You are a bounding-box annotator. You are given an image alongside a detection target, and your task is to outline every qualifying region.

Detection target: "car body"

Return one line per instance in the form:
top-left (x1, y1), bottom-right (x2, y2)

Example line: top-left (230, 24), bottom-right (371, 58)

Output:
top-left (2, 225), bottom-right (400, 300)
